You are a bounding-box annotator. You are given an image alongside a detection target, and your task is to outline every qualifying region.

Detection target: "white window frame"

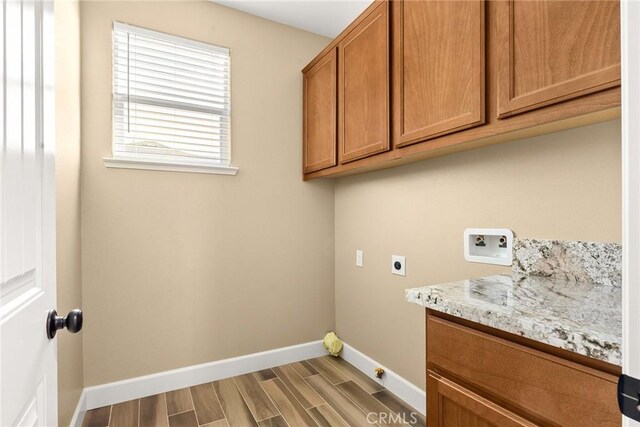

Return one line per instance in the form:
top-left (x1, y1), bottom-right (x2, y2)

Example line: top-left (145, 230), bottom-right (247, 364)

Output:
top-left (104, 22), bottom-right (237, 175)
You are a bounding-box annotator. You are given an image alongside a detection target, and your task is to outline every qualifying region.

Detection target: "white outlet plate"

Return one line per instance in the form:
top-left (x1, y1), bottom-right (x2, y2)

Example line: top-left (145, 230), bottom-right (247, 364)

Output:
top-left (392, 255), bottom-right (406, 276)
top-left (356, 250), bottom-right (364, 268)
top-left (464, 228), bottom-right (513, 266)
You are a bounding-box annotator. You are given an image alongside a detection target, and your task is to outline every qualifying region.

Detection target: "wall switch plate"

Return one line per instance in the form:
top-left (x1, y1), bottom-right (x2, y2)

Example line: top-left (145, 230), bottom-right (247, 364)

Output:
top-left (464, 228), bottom-right (514, 266)
top-left (356, 250), bottom-right (364, 268)
top-left (392, 255), bottom-right (406, 276)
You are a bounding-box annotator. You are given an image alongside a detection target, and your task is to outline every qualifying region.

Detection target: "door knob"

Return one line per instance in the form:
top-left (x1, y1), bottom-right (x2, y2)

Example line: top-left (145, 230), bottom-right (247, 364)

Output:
top-left (47, 309), bottom-right (83, 339)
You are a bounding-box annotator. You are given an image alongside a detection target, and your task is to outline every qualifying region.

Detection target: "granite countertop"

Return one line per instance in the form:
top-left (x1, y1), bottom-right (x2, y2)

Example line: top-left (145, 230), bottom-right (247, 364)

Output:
top-left (406, 273), bottom-right (621, 365)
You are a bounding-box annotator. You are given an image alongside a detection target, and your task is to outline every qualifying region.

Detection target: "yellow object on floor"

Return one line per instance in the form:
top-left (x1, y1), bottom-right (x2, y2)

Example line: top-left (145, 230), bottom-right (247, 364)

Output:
top-left (323, 331), bottom-right (343, 356)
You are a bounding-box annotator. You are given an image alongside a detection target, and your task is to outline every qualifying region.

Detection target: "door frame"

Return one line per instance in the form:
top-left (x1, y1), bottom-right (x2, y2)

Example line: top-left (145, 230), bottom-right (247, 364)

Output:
top-left (622, 0), bottom-right (639, 425)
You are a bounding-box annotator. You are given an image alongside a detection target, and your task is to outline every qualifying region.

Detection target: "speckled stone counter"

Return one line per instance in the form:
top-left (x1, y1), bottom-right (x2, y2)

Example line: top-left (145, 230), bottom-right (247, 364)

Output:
top-left (406, 274), bottom-right (621, 365)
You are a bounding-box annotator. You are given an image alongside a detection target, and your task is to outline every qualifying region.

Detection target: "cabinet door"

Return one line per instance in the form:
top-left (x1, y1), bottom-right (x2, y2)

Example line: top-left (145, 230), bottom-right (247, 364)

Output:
top-left (427, 373), bottom-right (537, 427)
top-left (393, 0), bottom-right (485, 148)
top-left (496, 0), bottom-right (620, 118)
top-left (338, 1), bottom-right (389, 164)
top-left (303, 49), bottom-right (337, 173)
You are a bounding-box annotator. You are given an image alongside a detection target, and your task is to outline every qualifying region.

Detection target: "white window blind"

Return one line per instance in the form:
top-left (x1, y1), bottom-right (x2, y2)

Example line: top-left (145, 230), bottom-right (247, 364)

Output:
top-left (112, 22), bottom-right (231, 169)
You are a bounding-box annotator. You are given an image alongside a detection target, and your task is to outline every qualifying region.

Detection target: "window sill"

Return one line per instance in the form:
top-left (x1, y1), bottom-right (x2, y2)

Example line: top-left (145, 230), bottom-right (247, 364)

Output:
top-left (103, 158), bottom-right (239, 175)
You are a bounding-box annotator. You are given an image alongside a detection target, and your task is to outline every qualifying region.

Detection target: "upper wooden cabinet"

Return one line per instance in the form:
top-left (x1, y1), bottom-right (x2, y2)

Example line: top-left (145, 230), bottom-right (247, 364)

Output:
top-left (496, 0), bottom-right (621, 118)
top-left (301, 0), bottom-right (620, 180)
top-left (338, 1), bottom-right (390, 163)
top-left (393, 0), bottom-right (485, 148)
top-left (303, 49), bottom-right (337, 173)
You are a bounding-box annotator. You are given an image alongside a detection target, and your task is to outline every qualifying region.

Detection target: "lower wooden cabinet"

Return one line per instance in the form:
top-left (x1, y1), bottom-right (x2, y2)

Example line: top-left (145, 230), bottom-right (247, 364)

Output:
top-left (426, 312), bottom-right (620, 427)
top-left (427, 373), bottom-right (535, 427)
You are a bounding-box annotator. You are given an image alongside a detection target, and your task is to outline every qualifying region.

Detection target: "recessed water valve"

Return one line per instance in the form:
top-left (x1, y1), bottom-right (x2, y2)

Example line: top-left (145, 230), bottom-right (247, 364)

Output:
top-left (464, 228), bottom-right (514, 266)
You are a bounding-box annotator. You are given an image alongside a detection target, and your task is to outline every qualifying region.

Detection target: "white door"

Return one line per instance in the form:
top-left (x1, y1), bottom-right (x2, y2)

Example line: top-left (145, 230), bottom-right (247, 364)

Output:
top-left (0, 0), bottom-right (58, 425)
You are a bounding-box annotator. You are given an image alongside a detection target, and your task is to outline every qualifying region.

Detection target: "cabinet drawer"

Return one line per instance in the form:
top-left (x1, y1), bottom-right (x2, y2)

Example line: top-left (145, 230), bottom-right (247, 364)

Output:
top-left (427, 315), bottom-right (619, 427)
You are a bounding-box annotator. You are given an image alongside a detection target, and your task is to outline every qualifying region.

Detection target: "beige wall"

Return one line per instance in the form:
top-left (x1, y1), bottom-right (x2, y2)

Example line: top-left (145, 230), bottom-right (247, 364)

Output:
top-left (80, 0), bottom-right (334, 386)
top-left (56, 0), bottom-right (84, 425)
top-left (76, 0), bottom-right (621, 400)
top-left (335, 119), bottom-right (622, 389)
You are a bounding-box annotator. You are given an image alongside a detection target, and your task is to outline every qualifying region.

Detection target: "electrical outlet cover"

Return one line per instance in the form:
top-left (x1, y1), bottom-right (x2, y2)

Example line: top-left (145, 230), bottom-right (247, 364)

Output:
top-left (356, 250), bottom-right (364, 268)
top-left (392, 255), bottom-right (406, 276)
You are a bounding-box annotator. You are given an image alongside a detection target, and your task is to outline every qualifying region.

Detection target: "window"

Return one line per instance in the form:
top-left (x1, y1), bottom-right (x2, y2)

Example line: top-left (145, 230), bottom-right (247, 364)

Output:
top-left (106, 22), bottom-right (236, 175)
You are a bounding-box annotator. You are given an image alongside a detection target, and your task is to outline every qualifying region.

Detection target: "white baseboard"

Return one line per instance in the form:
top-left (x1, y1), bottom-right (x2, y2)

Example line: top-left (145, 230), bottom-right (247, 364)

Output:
top-left (83, 340), bottom-right (326, 411)
top-left (340, 343), bottom-right (426, 415)
top-left (68, 389), bottom-right (86, 427)
top-left (70, 339), bottom-right (425, 426)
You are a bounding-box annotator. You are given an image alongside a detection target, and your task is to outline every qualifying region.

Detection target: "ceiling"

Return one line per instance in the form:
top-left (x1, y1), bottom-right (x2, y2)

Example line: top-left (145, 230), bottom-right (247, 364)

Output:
top-left (211, 0), bottom-right (373, 38)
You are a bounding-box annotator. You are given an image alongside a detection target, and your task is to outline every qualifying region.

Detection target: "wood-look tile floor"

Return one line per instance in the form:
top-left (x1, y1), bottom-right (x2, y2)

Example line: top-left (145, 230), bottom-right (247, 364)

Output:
top-left (82, 356), bottom-right (425, 427)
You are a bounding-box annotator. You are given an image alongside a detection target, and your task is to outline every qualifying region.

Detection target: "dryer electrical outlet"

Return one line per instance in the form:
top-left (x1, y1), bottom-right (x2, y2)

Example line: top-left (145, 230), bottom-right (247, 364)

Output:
top-left (464, 228), bottom-right (514, 266)
top-left (392, 255), bottom-right (406, 276)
